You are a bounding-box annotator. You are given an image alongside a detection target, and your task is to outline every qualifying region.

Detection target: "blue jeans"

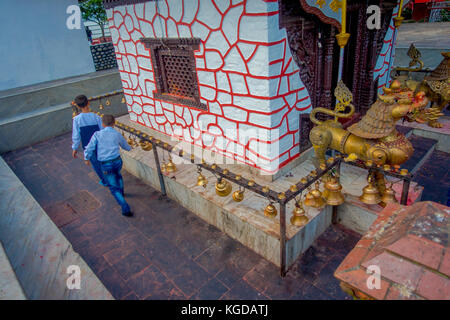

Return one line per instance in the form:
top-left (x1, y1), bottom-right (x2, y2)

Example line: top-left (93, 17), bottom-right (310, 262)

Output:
top-left (100, 157), bottom-right (130, 214)
top-left (89, 152), bottom-right (106, 184)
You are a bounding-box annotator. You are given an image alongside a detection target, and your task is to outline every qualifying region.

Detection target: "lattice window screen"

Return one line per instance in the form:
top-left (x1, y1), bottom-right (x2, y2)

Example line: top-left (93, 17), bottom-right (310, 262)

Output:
top-left (140, 38), bottom-right (206, 110)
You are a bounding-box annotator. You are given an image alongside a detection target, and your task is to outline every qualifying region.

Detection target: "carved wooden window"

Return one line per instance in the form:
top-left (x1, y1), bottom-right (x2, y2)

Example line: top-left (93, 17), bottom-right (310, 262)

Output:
top-left (140, 38), bottom-right (206, 110)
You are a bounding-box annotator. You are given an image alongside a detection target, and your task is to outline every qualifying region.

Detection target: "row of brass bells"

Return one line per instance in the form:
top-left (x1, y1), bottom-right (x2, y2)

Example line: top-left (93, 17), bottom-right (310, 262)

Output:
top-left (323, 175), bottom-right (345, 206)
top-left (304, 182), bottom-right (325, 208)
top-left (290, 200), bottom-right (309, 227)
top-left (215, 178), bottom-right (232, 197)
top-left (232, 187), bottom-right (245, 202)
top-left (264, 203), bottom-right (277, 218)
top-left (360, 174), bottom-right (381, 205)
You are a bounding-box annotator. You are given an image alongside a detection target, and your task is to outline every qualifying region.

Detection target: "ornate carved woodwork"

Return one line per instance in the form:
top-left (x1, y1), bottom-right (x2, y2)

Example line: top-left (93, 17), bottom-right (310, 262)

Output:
top-left (279, 0), bottom-right (396, 153)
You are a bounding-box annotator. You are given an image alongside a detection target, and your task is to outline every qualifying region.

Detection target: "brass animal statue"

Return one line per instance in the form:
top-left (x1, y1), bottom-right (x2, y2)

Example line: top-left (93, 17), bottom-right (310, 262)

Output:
top-left (393, 45), bottom-right (449, 128)
top-left (309, 80), bottom-right (428, 167)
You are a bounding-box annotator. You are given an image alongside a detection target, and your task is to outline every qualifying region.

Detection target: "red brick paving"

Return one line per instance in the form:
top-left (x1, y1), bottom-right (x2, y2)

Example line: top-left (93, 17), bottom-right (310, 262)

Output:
top-left (2, 133), bottom-right (360, 300)
top-left (335, 201), bottom-right (450, 300)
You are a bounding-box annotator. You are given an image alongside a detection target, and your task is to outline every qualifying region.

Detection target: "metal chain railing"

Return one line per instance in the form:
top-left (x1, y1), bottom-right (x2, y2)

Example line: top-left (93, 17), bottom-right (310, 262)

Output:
top-left (81, 91), bottom-right (411, 276)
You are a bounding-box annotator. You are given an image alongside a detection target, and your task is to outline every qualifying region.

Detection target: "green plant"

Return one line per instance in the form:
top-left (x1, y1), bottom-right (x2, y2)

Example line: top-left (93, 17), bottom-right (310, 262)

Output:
top-left (79, 0), bottom-right (108, 37)
top-left (441, 9), bottom-right (450, 22)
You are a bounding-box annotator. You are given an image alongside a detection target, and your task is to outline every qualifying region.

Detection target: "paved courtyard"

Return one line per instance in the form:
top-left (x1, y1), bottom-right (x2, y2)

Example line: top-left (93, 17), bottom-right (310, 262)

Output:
top-left (2, 133), bottom-right (362, 300)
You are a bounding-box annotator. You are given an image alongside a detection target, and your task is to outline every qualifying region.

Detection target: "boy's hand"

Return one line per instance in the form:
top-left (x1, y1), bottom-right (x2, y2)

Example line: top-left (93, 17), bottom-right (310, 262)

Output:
top-left (72, 150), bottom-right (77, 158)
top-left (84, 160), bottom-right (90, 166)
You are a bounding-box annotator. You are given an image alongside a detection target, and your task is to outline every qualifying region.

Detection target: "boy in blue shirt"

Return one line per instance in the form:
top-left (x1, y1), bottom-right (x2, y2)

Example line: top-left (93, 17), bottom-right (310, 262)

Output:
top-left (84, 114), bottom-right (133, 217)
top-left (71, 95), bottom-right (106, 186)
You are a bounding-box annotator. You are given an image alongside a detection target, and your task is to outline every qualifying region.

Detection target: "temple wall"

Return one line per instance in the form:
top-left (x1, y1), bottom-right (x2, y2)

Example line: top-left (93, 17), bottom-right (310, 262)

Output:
top-left (106, 0), bottom-right (312, 174)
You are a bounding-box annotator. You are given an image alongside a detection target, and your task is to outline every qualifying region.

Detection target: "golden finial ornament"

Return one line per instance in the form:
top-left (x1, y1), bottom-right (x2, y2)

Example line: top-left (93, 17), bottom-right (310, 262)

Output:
top-left (324, 175), bottom-right (345, 206)
top-left (262, 186), bottom-right (269, 193)
top-left (215, 178), bottom-right (232, 197)
top-left (264, 202), bottom-right (277, 218)
top-left (290, 185), bottom-right (299, 192)
top-left (381, 183), bottom-right (398, 205)
top-left (232, 187), bottom-right (245, 202)
top-left (278, 192), bottom-right (286, 200)
top-left (290, 200), bottom-right (309, 227)
top-left (248, 180), bottom-right (255, 187)
top-left (359, 174), bottom-right (381, 205)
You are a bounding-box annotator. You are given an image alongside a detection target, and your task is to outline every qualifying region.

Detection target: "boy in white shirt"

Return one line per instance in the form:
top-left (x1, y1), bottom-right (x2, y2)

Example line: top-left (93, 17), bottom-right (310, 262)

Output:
top-left (71, 94), bottom-right (106, 186)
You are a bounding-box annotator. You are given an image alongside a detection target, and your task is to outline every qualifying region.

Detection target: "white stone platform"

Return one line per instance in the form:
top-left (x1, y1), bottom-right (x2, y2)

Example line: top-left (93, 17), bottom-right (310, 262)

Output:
top-left (401, 116), bottom-right (450, 153)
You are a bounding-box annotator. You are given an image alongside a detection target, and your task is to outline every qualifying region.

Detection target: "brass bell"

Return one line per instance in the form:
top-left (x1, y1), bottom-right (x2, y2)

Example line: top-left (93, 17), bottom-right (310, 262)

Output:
top-left (310, 181), bottom-right (325, 208)
top-left (99, 104), bottom-right (104, 110)
top-left (215, 178), bottom-right (232, 197)
top-left (161, 163), bottom-right (167, 173)
top-left (304, 188), bottom-right (318, 208)
top-left (324, 175), bottom-right (345, 206)
top-left (196, 171), bottom-right (208, 188)
top-left (359, 174), bottom-right (381, 205)
top-left (165, 157), bottom-right (177, 173)
top-left (232, 188), bottom-right (244, 202)
top-left (381, 183), bottom-right (398, 205)
top-left (106, 99), bottom-right (111, 106)
top-left (121, 97), bottom-right (126, 103)
top-left (290, 200), bottom-right (309, 227)
top-left (127, 137), bottom-right (135, 147)
top-left (140, 140), bottom-right (153, 151)
top-left (264, 203), bottom-right (277, 218)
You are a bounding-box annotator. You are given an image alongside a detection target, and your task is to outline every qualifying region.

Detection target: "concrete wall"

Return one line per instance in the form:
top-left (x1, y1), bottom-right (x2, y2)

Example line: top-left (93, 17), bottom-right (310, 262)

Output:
top-left (0, 0), bottom-right (95, 91)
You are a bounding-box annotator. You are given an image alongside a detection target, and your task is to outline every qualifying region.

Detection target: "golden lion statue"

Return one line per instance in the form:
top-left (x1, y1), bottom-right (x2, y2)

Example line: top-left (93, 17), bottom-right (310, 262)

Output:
top-left (309, 80), bottom-right (428, 167)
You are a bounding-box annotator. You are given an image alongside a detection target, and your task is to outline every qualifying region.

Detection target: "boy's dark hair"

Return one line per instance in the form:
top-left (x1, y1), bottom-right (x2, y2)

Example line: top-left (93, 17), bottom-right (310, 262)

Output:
top-left (74, 95), bottom-right (89, 108)
top-left (102, 114), bottom-right (115, 126)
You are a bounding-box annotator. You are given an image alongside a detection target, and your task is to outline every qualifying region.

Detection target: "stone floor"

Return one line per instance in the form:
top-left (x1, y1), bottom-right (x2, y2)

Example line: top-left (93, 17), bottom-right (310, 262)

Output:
top-left (1, 133), bottom-right (361, 300)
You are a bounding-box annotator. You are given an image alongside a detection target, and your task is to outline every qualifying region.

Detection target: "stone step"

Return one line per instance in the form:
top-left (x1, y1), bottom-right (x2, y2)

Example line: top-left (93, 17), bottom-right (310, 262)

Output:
top-left (403, 134), bottom-right (438, 174)
top-left (0, 93), bottom-right (128, 153)
top-left (0, 69), bottom-right (121, 119)
top-left (412, 149), bottom-right (450, 206)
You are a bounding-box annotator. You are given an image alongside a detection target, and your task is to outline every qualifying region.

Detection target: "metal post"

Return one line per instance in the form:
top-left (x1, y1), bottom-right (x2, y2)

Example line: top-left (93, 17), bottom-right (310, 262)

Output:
top-left (279, 202), bottom-right (287, 277)
top-left (152, 143), bottom-right (167, 196)
top-left (400, 178), bottom-right (410, 205)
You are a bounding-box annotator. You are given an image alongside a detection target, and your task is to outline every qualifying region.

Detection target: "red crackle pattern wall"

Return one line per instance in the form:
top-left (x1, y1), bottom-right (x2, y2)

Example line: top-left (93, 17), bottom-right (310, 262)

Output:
top-left (106, 0), bottom-right (312, 174)
top-left (373, 3), bottom-right (400, 93)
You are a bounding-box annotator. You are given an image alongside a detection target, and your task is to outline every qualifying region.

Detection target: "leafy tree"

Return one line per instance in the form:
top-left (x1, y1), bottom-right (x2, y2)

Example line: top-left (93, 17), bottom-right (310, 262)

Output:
top-left (79, 0), bottom-right (108, 38)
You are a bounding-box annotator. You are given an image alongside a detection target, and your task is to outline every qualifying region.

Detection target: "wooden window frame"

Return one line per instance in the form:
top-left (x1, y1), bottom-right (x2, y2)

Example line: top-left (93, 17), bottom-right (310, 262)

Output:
top-left (140, 37), bottom-right (207, 111)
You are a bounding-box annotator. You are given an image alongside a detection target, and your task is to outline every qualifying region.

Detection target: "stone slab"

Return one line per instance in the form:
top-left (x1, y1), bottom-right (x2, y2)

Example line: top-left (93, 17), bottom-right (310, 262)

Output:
top-left (0, 241), bottom-right (26, 300)
top-left (0, 94), bottom-right (128, 153)
top-left (400, 117), bottom-right (450, 153)
top-left (0, 156), bottom-right (113, 300)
